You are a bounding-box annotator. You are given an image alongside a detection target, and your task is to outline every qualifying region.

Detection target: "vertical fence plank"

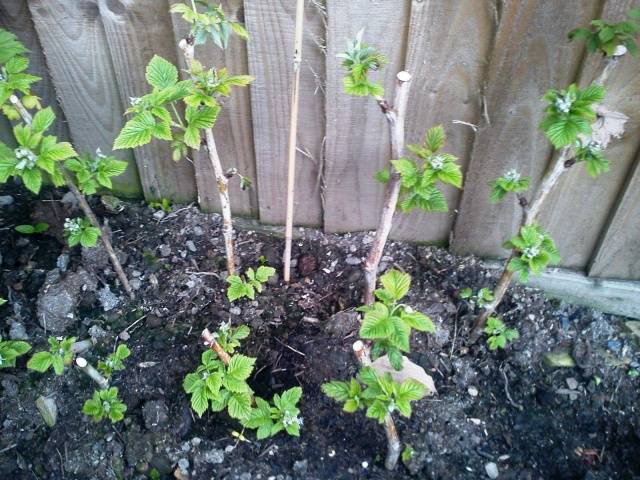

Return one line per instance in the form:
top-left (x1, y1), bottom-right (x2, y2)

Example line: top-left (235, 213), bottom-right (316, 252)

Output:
top-left (323, 0), bottom-right (411, 233)
top-left (539, 0), bottom-right (640, 269)
top-left (451, 0), bottom-right (601, 258)
top-left (170, 0), bottom-right (258, 216)
top-left (0, 0), bottom-right (69, 142)
top-left (28, 0), bottom-right (141, 197)
top-left (245, 0), bottom-right (325, 226)
top-left (98, 0), bottom-right (196, 202)
top-left (589, 152), bottom-right (640, 279)
top-left (392, 0), bottom-right (496, 243)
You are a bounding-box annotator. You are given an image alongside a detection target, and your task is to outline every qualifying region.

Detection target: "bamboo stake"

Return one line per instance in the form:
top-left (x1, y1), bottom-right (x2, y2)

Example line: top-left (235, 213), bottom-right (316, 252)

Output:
top-left (75, 357), bottom-right (109, 389)
top-left (283, 0), bottom-right (305, 283)
top-left (202, 328), bottom-right (231, 365)
top-left (353, 340), bottom-right (401, 470)
top-left (362, 71), bottom-right (412, 305)
top-left (179, 39), bottom-right (236, 275)
top-left (9, 95), bottom-right (134, 299)
top-left (469, 48), bottom-right (627, 340)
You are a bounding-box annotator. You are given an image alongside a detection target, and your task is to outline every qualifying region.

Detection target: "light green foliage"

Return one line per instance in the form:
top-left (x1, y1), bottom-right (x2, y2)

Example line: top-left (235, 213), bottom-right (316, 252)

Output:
top-left (64, 149), bottom-right (128, 195)
top-left (489, 169), bottom-right (530, 203)
top-left (15, 222), bottom-right (49, 234)
top-left (242, 387), bottom-right (303, 439)
top-left (0, 107), bottom-right (77, 193)
top-left (569, 9), bottom-right (640, 56)
top-left (402, 444), bottom-right (415, 463)
top-left (27, 336), bottom-right (76, 375)
top-left (357, 270), bottom-right (435, 370)
top-left (0, 29), bottom-right (41, 120)
top-left (337, 29), bottom-right (387, 97)
top-left (214, 321), bottom-right (250, 355)
top-left (149, 198), bottom-right (172, 212)
top-left (64, 217), bottom-right (101, 248)
top-left (484, 316), bottom-right (520, 350)
top-left (322, 366), bottom-right (426, 423)
top-left (97, 344), bottom-right (131, 378)
top-left (226, 265), bottom-right (276, 302)
top-left (0, 297), bottom-right (6, 306)
top-left (383, 125), bottom-right (462, 213)
top-left (460, 287), bottom-right (494, 309)
top-left (540, 84), bottom-right (605, 149)
top-left (114, 5), bottom-right (251, 163)
top-left (575, 139), bottom-right (609, 178)
top-left (82, 387), bottom-right (127, 423)
top-left (504, 224), bottom-right (560, 282)
top-left (0, 335), bottom-right (31, 369)
top-left (170, 1), bottom-right (248, 48)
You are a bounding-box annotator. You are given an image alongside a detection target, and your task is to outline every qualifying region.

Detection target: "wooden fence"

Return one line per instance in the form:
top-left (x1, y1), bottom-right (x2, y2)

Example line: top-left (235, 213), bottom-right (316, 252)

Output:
top-left (1, 0), bottom-right (639, 281)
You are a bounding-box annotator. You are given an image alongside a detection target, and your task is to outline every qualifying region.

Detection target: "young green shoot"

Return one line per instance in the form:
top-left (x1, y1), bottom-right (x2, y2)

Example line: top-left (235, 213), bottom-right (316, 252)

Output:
top-left (0, 335), bottom-right (31, 369)
top-left (15, 222), bottom-right (49, 234)
top-left (27, 336), bottom-right (76, 375)
top-left (226, 265), bottom-right (276, 302)
top-left (460, 287), bottom-right (494, 309)
top-left (489, 169), bottom-right (530, 204)
top-left (504, 225), bottom-right (560, 282)
top-left (64, 217), bottom-right (101, 248)
top-left (484, 317), bottom-right (519, 351)
top-left (358, 270), bottom-right (435, 370)
top-left (82, 387), bottom-right (127, 423)
top-left (64, 149), bottom-right (128, 195)
top-left (97, 344), bottom-right (131, 378)
top-left (568, 9), bottom-right (640, 56)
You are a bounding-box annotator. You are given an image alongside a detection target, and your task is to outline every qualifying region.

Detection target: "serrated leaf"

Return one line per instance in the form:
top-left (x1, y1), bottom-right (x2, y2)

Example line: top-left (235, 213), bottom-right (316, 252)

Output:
top-left (146, 55), bottom-right (178, 89)
top-left (31, 107), bottom-right (55, 134)
top-left (228, 392), bottom-right (252, 419)
top-left (380, 269), bottom-right (410, 301)
top-left (227, 354), bottom-right (256, 380)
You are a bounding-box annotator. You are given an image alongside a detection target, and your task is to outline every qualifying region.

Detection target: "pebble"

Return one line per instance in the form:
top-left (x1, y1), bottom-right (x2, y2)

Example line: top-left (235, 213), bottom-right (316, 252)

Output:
top-left (193, 226), bottom-right (204, 236)
top-left (56, 254), bottom-right (70, 272)
top-left (202, 448), bottom-right (224, 464)
top-left (230, 306), bottom-right (242, 316)
top-left (0, 195), bottom-right (14, 206)
top-left (186, 240), bottom-right (197, 252)
top-left (485, 462), bottom-right (499, 479)
top-left (98, 286), bottom-right (120, 312)
top-left (566, 377), bottom-right (579, 390)
top-left (159, 244), bottom-right (171, 257)
top-left (293, 460), bottom-right (308, 476)
top-left (345, 255), bottom-right (361, 265)
top-left (153, 210), bottom-right (165, 220)
top-left (9, 322), bottom-right (28, 340)
top-left (468, 386), bottom-right (479, 397)
top-left (130, 278), bottom-right (142, 290)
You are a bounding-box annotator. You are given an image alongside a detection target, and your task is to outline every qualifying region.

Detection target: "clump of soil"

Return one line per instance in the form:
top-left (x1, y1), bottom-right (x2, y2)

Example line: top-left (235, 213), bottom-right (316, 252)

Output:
top-left (1, 185), bottom-right (639, 479)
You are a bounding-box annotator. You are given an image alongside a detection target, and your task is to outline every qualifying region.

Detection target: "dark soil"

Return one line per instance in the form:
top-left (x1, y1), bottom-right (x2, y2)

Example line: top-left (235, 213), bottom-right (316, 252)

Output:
top-left (1, 185), bottom-right (639, 480)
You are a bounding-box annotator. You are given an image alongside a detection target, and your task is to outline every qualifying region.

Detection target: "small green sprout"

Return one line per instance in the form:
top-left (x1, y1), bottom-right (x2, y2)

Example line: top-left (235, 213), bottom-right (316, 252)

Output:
top-left (575, 139), bottom-right (609, 178)
top-left (226, 265), bottom-right (276, 302)
top-left (504, 224), bottom-right (560, 282)
top-left (0, 297), bottom-right (6, 306)
top-left (489, 169), bottom-right (530, 203)
top-left (82, 387), bottom-right (127, 423)
top-left (242, 387), bottom-right (303, 439)
top-left (170, 1), bottom-right (249, 48)
top-left (27, 336), bottom-right (76, 375)
top-left (381, 125), bottom-right (462, 213)
top-left (357, 270), bottom-right (435, 370)
top-left (540, 83), bottom-right (605, 148)
top-left (213, 322), bottom-right (250, 355)
top-left (337, 29), bottom-right (387, 97)
top-left (0, 335), bottom-right (31, 369)
top-left (148, 198), bottom-right (172, 212)
top-left (64, 149), bottom-right (128, 195)
top-left (97, 344), bottom-right (131, 378)
top-left (569, 9), bottom-right (640, 56)
top-left (64, 217), bottom-right (101, 248)
top-left (15, 222), bottom-right (49, 234)
top-left (460, 287), bottom-right (494, 308)
top-left (401, 444), bottom-right (415, 463)
top-left (322, 366), bottom-right (427, 423)
top-left (484, 317), bottom-right (519, 350)
top-left (0, 29), bottom-right (41, 119)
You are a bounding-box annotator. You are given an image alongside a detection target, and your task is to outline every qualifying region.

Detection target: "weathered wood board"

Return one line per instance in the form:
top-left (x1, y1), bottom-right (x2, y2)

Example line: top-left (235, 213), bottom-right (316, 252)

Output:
top-left (392, 0), bottom-right (496, 243)
top-left (98, 0), bottom-right (197, 202)
top-left (245, 0), bottom-right (325, 226)
top-left (323, 0), bottom-right (411, 233)
top-left (451, 0), bottom-right (601, 258)
top-left (28, 0), bottom-right (141, 197)
top-left (170, 0), bottom-right (257, 216)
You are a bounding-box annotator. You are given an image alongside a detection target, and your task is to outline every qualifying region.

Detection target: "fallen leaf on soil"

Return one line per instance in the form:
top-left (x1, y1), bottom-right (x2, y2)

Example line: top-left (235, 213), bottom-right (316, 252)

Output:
top-left (371, 355), bottom-right (437, 395)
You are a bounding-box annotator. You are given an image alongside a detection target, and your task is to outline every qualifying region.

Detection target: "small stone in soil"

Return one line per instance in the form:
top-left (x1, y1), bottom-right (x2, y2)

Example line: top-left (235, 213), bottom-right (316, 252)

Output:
top-left (566, 377), bottom-right (579, 390)
top-left (56, 254), bottom-right (70, 272)
top-left (130, 278), bottom-right (142, 290)
top-left (345, 255), bottom-right (361, 265)
top-left (297, 253), bottom-right (317, 277)
top-left (9, 322), bottom-right (28, 340)
top-left (468, 386), bottom-right (479, 397)
top-left (142, 399), bottom-right (169, 431)
top-left (202, 448), bottom-right (224, 464)
top-left (98, 286), bottom-right (120, 311)
top-left (0, 195), bottom-right (14, 206)
top-left (230, 306), bottom-right (241, 316)
top-left (186, 240), bottom-right (197, 252)
top-left (293, 459), bottom-right (308, 476)
top-left (485, 462), bottom-right (499, 479)
top-left (159, 244), bottom-right (171, 257)
top-left (153, 210), bottom-right (165, 220)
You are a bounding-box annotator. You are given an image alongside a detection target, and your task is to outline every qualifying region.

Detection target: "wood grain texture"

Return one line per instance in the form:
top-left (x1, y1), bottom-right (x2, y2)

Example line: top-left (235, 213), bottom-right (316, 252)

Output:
top-left (392, 0), bottom-right (496, 243)
top-left (170, 0), bottom-right (257, 216)
top-left (323, 0), bottom-right (411, 233)
top-left (0, 0), bottom-right (69, 142)
top-left (245, 0), bottom-right (325, 226)
top-left (28, 0), bottom-right (141, 197)
top-left (451, 0), bottom-right (601, 258)
top-left (540, 0), bottom-right (640, 270)
top-left (99, 0), bottom-right (196, 202)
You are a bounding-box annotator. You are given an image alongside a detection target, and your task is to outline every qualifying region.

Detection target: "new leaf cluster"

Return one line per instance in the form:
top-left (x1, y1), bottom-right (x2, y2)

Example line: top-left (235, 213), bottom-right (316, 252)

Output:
top-left (64, 217), bottom-right (101, 248)
top-left (82, 387), bottom-right (127, 424)
top-left (322, 366), bottom-right (426, 423)
top-left (27, 336), bottom-right (76, 375)
top-left (489, 169), bottom-right (530, 203)
top-left (0, 336), bottom-right (31, 369)
top-left (0, 29), bottom-right (41, 119)
top-left (65, 150), bottom-right (128, 195)
top-left (569, 9), bottom-right (640, 56)
top-left (226, 265), bottom-right (276, 302)
top-left (380, 125), bottom-right (463, 213)
top-left (484, 317), bottom-right (519, 351)
top-left (358, 270), bottom-right (435, 372)
top-left (504, 225), bottom-right (560, 282)
top-left (337, 30), bottom-right (387, 97)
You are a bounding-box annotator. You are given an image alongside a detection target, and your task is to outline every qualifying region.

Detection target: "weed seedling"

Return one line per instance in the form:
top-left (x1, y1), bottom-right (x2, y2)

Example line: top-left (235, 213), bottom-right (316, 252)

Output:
top-left (148, 198), bottom-right (172, 212)
top-left (27, 336), bottom-right (76, 375)
top-left (82, 387), bottom-right (127, 423)
top-left (15, 222), bottom-right (49, 234)
top-left (97, 344), bottom-right (131, 378)
top-left (0, 335), bottom-right (31, 369)
top-left (460, 287), bottom-right (494, 309)
top-left (226, 265), bottom-right (276, 302)
top-left (64, 217), bottom-right (101, 248)
top-left (484, 317), bottom-right (519, 350)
